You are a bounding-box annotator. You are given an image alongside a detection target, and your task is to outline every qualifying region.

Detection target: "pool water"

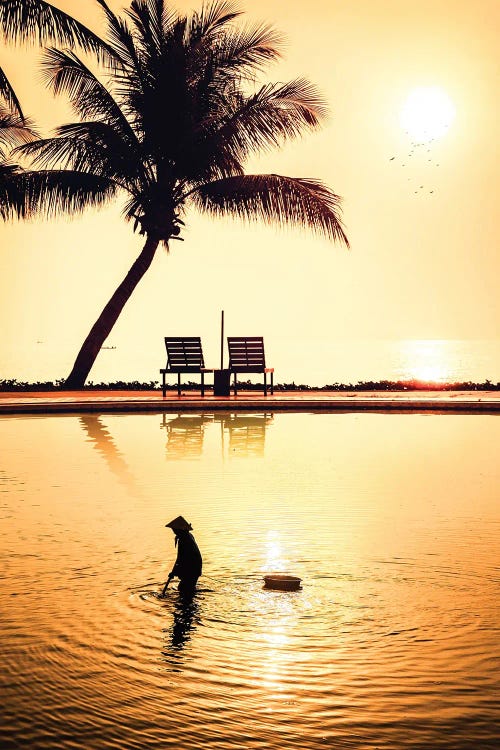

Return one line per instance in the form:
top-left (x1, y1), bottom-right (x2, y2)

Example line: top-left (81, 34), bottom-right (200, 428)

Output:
top-left (1, 411), bottom-right (499, 749)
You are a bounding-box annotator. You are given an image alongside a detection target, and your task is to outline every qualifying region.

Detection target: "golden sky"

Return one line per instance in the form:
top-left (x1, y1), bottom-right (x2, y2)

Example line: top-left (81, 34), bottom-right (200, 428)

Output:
top-left (0, 0), bottom-right (499, 384)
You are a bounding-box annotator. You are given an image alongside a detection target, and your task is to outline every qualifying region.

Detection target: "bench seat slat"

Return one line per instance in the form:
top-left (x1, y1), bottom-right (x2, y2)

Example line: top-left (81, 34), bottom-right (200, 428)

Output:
top-left (226, 366), bottom-right (274, 372)
top-left (161, 367), bottom-right (214, 373)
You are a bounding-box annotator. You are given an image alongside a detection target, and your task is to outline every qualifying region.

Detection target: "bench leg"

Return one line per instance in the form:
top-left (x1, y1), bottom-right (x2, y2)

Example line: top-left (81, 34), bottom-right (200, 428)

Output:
top-left (162, 371), bottom-right (166, 398)
top-left (177, 373), bottom-right (181, 397)
top-left (264, 372), bottom-right (267, 396)
top-left (201, 372), bottom-right (205, 397)
top-left (271, 372), bottom-right (274, 395)
top-left (233, 373), bottom-right (238, 396)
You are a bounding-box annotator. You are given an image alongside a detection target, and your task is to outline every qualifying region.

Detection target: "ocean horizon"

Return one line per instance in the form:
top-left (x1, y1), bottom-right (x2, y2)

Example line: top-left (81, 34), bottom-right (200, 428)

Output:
top-left (2, 338), bottom-right (499, 387)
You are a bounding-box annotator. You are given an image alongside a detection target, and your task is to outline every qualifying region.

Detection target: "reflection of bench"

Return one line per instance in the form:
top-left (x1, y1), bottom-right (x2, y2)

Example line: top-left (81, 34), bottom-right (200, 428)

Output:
top-left (163, 415), bottom-right (212, 458)
top-left (227, 336), bottom-right (274, 396)
top-left (223, 414), bottom-right (273, 456)
top-left (160, 337), bottom-right (213, 397)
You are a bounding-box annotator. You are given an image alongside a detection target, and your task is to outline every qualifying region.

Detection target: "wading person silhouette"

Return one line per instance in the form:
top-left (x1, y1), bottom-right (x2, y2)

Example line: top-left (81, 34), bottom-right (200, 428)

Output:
top-left (162, 516), bottom-right (202, 596)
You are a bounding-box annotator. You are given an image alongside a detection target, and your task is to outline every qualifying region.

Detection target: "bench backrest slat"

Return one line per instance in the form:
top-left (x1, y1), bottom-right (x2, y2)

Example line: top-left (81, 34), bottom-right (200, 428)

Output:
top-left (228, 336), bottom-right (266, 369)
top-left (165, 337), bottom-right (205, 369)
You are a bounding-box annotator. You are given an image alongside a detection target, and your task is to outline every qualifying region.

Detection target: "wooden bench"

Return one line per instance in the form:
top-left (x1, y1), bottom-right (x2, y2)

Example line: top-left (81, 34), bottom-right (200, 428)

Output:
top-left (227, 336), bottom-right (274, 396)
top-left (160, 337), bottom-right (213, 397)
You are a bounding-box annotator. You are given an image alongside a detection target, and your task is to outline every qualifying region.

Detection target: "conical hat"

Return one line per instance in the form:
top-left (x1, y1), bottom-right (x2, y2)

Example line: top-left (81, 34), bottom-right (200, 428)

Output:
top-left (165, 515), bottom-right (192, 531)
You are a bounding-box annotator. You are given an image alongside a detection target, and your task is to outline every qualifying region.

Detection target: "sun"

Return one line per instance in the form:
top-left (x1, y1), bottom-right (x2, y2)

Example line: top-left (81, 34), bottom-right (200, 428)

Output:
top-left (401, 340), bottom-right (452, 383)
top-left (400, 86), bottom-right (456, 143)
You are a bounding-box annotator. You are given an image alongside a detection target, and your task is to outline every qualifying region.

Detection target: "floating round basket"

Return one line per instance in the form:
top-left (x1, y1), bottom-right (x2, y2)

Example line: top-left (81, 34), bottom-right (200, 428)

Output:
top-left (263, 574), bottom-right (302, 591)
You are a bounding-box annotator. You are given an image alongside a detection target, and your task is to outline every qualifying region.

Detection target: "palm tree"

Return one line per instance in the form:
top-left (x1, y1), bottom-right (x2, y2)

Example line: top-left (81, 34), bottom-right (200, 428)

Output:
top-left (0, 0), bottom-right (349, 388)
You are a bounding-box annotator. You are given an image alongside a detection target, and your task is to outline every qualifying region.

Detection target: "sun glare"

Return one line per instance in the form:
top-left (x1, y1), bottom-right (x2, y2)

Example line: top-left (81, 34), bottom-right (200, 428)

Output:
top-left (262, 530), bottom-right (288, 573)
top-left (400, 86), bottom-right (456, 143)
top-left (401, 340), bottom-right (452, 383)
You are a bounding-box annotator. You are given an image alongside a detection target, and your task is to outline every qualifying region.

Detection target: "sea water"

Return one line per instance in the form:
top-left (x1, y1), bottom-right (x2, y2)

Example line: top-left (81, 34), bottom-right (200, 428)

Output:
top-left (1, 411), bottom-right (499, 748)
top-left (2, 338), bottom-right (499, 386)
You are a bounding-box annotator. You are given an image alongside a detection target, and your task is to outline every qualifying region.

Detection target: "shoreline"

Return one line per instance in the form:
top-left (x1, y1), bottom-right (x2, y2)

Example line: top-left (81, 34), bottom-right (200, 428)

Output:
top-left (1, 389), bottom-right (499, 415)
top-left (2, 378), bottom-right (499, 393)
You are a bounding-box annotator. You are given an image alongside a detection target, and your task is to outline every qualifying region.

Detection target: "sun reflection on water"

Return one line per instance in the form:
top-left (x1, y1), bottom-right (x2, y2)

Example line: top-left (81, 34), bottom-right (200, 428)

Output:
top-left (400, 339), bottom-right (454, 382)
top-left (259, 623), bottom-right (290, 694)
top-left (261, 529), bottom-right (290, 574)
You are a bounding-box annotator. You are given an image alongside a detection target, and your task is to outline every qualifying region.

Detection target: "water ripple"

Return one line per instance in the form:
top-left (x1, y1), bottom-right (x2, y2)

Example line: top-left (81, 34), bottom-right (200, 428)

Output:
top-left (1, 412), bottom-right (499, 748)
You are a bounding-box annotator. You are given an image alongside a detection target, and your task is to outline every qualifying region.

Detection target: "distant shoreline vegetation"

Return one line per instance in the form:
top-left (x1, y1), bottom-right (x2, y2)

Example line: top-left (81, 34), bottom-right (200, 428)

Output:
top-left (1, 379), bottom-right (499, 392)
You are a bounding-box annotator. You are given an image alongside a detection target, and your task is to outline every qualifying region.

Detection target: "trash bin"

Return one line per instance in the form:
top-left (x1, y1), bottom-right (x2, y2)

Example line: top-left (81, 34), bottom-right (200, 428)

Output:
top-left (213, 369), bottom-right (231, 397)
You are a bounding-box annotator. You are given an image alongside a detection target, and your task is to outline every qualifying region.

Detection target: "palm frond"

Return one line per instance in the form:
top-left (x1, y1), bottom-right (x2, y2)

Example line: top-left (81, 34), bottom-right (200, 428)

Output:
top-left (0, 167), bottom-right (117, 220)
top-left (0, 106), bottom-right (37, 148)
top-left (40, 48), bottom-right (144, 171)
top-left (0, 158), bottom-right (24, 220)
top-left (184, 23), bottom-right (283, 130)
top-left (209, 22), bottom-right (283, 77)
top-left (126, 0), bottom-right (165, 56)
top-left (188, 1), bottom-right (242, 42)
top-left (233, 77), bottom-right (326, 146)
top-left (0, 0), bottom-right (110, 59)
top-left (126, 0), bottom-right (180, 61)
top-left (94, 0), bottom-right (138, 70)
top-left (14, 133), bottom-right (79, 169)
top-left (190, 173), bottom-right (349, 245)
top-left (0, 150), bottom-right (20, 172)
top-left (41, 48), bottom-right (125, 125)
top-left (0, 64), bottom-right (24, 119)
top-left (15, 122), bottom-right (147, 188)
top-left (182, 78), bottom-right (327, 179)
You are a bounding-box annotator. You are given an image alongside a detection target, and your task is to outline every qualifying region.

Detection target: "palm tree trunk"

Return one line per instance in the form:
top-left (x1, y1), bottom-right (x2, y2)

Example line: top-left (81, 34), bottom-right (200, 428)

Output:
top-left (64, 235), bottom-right (160, 389)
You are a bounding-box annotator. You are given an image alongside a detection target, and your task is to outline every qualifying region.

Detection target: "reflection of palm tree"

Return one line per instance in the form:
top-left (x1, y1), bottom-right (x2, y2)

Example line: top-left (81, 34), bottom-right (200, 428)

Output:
top-left (79, 414), bottom-right (140, 494)
top-left (0, 0), bottom-right (349, 388)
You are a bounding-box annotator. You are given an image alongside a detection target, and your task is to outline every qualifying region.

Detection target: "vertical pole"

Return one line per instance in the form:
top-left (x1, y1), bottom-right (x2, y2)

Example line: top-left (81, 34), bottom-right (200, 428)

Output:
top-left (220, 309), bottom-right (224, 370)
